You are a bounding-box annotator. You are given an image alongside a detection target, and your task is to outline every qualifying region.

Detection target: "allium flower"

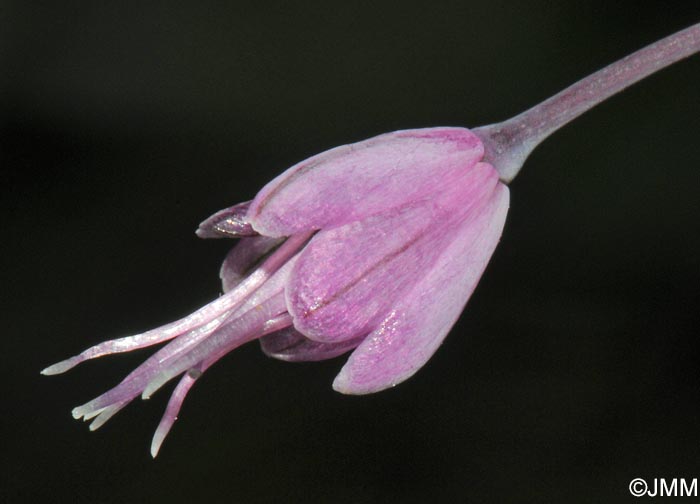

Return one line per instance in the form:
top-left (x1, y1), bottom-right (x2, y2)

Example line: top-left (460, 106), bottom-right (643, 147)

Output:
top-left (43, 128), bottom-right (508, 456)
top-left (43, 21), bottom-right (699, 457)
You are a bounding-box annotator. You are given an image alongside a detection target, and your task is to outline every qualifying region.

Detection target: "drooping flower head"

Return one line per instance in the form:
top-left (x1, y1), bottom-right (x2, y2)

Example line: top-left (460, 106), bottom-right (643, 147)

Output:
top-left (43, 21), bottom-right (700, 456)
top-left (43, 127), bottom-right (508, 456)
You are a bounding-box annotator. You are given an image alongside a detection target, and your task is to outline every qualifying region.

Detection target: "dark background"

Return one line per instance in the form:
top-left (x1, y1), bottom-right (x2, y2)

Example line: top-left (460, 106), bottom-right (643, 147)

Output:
top-left (3, 1), bottom-right (700, 502)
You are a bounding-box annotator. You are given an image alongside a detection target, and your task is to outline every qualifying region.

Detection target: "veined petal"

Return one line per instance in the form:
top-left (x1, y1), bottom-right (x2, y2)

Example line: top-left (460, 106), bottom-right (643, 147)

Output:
top-left (248, 128), bottom-right (484, 237)
top-left (333, 178), bottom-right (510, 395)
top-left (287, 162), bottom-right (498, 343)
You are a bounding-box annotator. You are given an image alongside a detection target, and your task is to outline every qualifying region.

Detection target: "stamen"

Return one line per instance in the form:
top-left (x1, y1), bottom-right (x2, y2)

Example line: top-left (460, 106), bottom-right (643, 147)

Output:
top-left (88, 401), bottom-right (129, 431)
top-left (41, 232), bottom-right (313, 376)
top-left (149, 313), bottom-right (293, 458)
top-left (70, 314), bottom-right (229, 420)
top-left (142, 292), bottom-right (288, 400)
top-left (65, 233), bottom-right (310, 440)
top-left (150, 367), bottom-right (201, 458)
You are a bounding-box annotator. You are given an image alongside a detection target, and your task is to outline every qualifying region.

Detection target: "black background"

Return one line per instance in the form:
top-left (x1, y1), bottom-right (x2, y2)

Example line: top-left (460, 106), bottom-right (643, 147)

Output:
top-left (3, 2), bottom-right (700, 503)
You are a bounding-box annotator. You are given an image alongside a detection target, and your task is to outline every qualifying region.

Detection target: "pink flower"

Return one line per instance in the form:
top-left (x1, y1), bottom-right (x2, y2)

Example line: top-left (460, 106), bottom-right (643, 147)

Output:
top-left (42, 127), bottom-right (509, 456)
top-left (42, 21), bottom-right (700, 457)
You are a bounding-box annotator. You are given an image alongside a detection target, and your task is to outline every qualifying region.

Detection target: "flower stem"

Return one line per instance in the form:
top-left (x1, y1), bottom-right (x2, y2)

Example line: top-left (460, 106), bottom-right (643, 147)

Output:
top-left (474, 22), bottom-right (700, 183)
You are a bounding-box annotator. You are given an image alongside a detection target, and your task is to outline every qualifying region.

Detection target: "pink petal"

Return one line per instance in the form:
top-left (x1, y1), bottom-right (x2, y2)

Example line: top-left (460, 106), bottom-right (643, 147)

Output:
top-left (259, 327), bottom-right (363, 362)
top-left (332, 178), bottom-right (509, 395)
top-left (248, 128), bottom-right (484, 237)
top-left (196, 201), bottom-right (257, 238)
top-left (286, 162), bottom-right (498, 344)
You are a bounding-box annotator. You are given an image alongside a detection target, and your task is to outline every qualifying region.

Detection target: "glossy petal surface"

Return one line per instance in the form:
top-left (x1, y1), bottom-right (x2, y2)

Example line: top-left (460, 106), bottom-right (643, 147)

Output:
top-left (196, 201), bottom-right (256, 238)
top-left (248, 128), bottom-right (484, 236)
top-left (287, 162), bottom-right (498, 343)
top-left (333, 179), bottom-right (509, 394)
